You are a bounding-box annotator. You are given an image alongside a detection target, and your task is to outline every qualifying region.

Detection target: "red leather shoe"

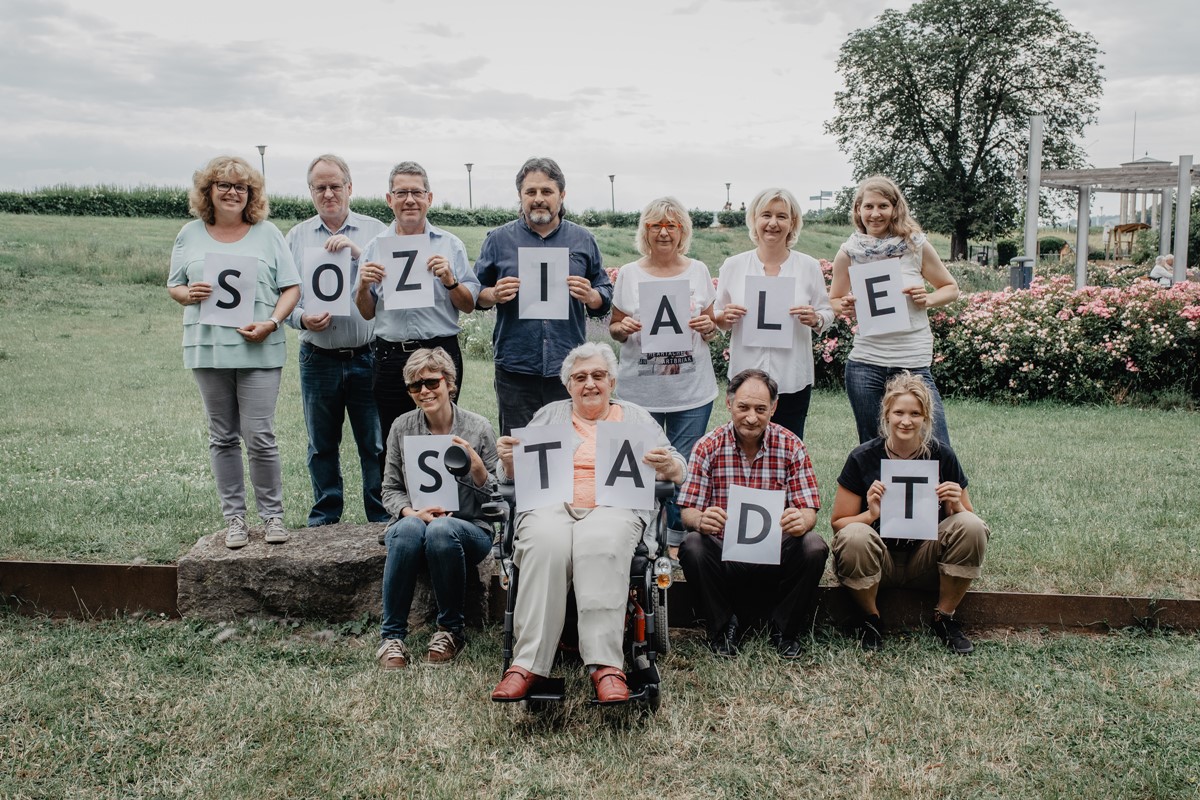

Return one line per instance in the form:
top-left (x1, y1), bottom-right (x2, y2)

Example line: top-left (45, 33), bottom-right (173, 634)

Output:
top-left (591, 666), bottom-right (629, 704)
top-left (491, 666), bottom-right (542, 701)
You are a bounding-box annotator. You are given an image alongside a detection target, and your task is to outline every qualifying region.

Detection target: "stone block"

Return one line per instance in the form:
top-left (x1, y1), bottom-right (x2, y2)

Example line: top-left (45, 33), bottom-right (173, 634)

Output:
top-left (176, 521), bottom-right (492, 628)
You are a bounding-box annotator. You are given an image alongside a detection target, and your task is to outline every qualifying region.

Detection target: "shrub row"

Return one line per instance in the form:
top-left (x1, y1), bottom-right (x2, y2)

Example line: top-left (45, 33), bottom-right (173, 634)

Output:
top-left (0, 186), bottom-right (718, 230)
top-left (708, 261), bottom-right (1199, 405)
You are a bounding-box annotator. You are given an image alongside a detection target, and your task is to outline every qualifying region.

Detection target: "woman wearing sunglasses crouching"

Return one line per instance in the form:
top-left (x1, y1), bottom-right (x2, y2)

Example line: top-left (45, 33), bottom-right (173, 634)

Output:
top-left (376, 347), bottom-right (498, 669)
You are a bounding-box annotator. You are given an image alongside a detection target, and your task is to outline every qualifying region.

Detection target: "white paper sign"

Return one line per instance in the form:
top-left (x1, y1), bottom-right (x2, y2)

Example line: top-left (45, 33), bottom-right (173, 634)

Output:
top-left (379, 234), bottom-right (433, 310)
top-left (879, 459), bottom-right (939, 540)
top-left (638, 279), bottom-right (692, 355)
top-left (721, 485), bottom-right (784, 565)
top-left (401, 434), bottom-right (460, 513)
top-left (518, 247), bottom-right (570, 320)
top-left (511, 423), bottom-right (574, 512)
top-left (741, 275), bottom-right (795, 348)
top-left (849, 258), bottom-right (911, 336)
top-left (594, 422), bottom-right (657, 510)
top-left (198, 253), bottom-right (259, 328)
top-left (302, 246), bottom-right (353, 317)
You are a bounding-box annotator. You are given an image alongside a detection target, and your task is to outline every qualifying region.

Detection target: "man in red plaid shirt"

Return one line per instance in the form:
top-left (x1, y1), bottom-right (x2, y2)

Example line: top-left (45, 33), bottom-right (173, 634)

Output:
top-left (678, 368), bottom-right (828, 658)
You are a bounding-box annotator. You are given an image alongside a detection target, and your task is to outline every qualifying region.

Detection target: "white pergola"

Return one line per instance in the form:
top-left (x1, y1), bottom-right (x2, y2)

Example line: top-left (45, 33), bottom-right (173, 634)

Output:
top-left (1036, 157), bottom-right (1197, 288)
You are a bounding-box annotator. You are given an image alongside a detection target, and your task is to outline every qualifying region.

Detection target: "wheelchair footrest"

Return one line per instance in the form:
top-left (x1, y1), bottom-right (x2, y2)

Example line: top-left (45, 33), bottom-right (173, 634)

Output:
top-left (491, 677), bottom-right (567, 704)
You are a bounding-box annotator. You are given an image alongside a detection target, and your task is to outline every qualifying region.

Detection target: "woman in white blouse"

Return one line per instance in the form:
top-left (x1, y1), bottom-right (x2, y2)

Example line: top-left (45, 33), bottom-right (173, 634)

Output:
top-left (714, 188), bottom-right (833, 439)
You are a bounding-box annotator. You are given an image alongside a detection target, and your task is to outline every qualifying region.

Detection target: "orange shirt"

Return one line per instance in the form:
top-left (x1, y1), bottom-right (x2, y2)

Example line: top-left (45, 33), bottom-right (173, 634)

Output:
top-left (571, 404), bottom-right (624, 508)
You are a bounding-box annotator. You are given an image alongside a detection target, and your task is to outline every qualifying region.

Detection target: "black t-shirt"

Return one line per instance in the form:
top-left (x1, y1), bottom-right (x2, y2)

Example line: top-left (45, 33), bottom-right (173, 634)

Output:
top-left (837, 436), bottom-right (969, 545)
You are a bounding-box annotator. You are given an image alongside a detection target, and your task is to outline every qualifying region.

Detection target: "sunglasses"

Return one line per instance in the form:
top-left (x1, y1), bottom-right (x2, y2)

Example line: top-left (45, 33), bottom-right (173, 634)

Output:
top-left (405, 377), bottom-right (444, 394)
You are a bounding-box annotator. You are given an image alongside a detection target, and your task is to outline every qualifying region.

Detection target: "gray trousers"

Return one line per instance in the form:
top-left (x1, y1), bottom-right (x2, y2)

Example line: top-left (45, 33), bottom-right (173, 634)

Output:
top-left (192, 367), bottom-right (284, 521)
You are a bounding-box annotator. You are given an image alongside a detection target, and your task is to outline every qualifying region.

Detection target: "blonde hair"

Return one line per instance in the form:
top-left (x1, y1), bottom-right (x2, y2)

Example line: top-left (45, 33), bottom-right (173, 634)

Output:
top-left (402, 347), bottom-right (458, 400)
top-left (851, 175), bottom-right (921, 242)
top-left (636, 196), bottom-right (693, 257)
top-left (879, 371), bottom-right (934, 456)
top-left (746, 188), bottom-right (803, 248)
top-left (189, 155), bottom-right (268, 225)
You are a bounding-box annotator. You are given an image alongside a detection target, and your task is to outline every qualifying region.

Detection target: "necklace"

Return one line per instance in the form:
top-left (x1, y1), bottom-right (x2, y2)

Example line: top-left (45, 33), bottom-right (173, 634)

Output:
top-left (885, 441), bottom-right (918, 460)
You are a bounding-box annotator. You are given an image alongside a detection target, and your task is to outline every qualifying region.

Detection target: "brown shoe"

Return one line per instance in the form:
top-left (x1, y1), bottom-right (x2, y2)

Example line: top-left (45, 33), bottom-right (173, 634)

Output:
top-left (375, 638), bottom-right (409, 670)
top-left (491, 665), bottom-right (541, 701)
top-left (591, 666), bottom-right (629, 704)
top-left (426, 630), bottom-right (465, 665)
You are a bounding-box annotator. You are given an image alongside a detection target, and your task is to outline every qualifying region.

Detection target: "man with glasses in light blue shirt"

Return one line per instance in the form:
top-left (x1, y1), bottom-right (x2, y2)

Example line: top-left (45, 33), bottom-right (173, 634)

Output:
top-left (356, 161), bottom-right (480, 448)
top-left (285, 154), bottom-right (389, 527)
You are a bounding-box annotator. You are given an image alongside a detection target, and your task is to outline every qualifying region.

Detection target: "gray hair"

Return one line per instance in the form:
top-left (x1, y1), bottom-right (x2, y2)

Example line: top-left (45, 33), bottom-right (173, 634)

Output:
top-left (726, 368), bottom-right (778, 402)
top-left (745, 187), bottom-right (804, 248)
top-left (559, 342), bottom-right (618, 387)
top-left (388, 161), bottom-right (430, 192)
top-left (516, 157), bottom-right (565, 194)
top-left (306, 154), bottom-right (351, 186)
top-left (402, 347), bottom-right (458, 400)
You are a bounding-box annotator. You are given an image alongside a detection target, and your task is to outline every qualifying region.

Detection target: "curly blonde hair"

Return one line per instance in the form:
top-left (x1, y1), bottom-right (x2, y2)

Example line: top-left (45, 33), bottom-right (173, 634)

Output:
top-left (189, 155), bottom-right (269, 225)
top-left (851, 175), bottom-right (921, 242)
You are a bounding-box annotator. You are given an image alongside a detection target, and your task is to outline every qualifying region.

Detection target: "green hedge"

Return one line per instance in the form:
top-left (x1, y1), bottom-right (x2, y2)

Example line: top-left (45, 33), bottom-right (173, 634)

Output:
top-left (0, 186), bottom-right (720, 232)
top-left (717, 210), bottom-right (746, 228)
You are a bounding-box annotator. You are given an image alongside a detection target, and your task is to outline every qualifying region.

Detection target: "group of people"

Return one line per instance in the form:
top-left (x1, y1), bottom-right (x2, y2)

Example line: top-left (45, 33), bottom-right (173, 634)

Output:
top-left (169, 154), bottom-right (990, 704)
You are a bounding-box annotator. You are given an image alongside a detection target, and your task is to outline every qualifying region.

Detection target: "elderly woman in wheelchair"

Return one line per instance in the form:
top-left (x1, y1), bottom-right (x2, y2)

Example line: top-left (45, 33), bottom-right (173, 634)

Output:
top-left (490, 342), bottom-right (686, 705)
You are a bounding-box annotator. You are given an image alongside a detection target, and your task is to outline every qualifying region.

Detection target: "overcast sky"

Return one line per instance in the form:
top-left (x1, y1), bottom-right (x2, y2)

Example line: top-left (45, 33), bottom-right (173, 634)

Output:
top-left (1, 0), bottom-right (1196, 214)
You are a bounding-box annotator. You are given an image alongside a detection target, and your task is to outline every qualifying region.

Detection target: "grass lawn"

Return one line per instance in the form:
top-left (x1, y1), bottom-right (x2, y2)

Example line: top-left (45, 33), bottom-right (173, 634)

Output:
top-left (2, 214), bottom-right (1200, 799)
top-left (2, 612), bottom-right (1198, 799)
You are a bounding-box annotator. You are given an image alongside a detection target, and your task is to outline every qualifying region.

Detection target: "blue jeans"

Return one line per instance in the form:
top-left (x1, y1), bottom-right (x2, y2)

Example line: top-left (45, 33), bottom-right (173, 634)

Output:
top-left (380, 515), bottom-right (493, 640)
top-left (650, 400), bottom-right (714, 544)
top-left (844, 360), bottom-right (950, 447)
top-left (299, 343), bottom-right (386, 526)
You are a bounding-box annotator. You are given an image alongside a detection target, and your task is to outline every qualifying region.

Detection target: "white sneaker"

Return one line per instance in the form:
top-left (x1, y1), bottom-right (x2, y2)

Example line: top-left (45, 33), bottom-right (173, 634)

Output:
top-left (264, 517), bottom-right (289, 544)
top-left (225, 517), bottom-right (249, 549)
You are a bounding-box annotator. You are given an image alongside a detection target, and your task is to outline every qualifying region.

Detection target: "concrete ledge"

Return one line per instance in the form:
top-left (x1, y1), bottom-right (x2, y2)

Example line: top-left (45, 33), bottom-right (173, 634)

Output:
top-left (6, 525), bottom-right (1200, 634)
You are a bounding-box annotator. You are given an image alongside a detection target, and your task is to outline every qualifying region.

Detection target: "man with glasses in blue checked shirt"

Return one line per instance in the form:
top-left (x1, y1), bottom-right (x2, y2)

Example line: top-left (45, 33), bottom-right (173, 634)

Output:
top-left (285, 154), bottom-right (389, 527)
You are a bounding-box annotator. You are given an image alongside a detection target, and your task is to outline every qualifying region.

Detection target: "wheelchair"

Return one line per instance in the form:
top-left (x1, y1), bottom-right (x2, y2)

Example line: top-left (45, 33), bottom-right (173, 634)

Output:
top-left (443, 443), bottom-right (674, 711)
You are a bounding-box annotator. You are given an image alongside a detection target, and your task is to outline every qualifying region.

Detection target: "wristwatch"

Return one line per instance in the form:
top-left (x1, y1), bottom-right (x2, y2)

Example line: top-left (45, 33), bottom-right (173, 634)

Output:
top-left (445, 280), bottom-right (460, 291)
top-left (269, 316), bottom-right (281, 330)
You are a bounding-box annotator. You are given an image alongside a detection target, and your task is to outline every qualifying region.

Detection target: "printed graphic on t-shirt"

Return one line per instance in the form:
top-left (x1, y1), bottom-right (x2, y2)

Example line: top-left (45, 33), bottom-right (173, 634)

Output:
top-left (637, 350), bottom-right (695, 377)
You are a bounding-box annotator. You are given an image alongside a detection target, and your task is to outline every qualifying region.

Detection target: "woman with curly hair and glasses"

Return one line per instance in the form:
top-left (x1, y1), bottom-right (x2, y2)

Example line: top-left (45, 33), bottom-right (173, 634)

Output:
top-left (167, 155), bottom-right (300, 549)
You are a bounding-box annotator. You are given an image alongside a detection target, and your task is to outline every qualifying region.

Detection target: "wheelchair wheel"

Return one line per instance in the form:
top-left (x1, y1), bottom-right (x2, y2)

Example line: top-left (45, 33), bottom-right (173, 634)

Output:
top-left (650, 585), bottom-right (670, 656)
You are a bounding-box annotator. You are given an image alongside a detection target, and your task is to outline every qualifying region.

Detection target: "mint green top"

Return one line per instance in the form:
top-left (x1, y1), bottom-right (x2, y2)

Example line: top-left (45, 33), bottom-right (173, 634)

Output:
top-left (167, 220), bottom-right (301, 369)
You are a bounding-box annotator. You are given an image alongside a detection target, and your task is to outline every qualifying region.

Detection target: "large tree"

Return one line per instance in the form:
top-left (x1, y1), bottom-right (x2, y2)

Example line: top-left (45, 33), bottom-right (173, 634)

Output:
top-left (825, 0), bottom-right (1103, 258)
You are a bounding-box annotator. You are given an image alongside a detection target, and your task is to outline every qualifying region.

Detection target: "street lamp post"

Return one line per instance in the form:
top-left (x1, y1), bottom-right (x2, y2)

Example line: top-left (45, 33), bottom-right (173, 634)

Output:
top-left (608, 174), bottom-right (615, 212)
top-left (725, 183), bottom-right (731, 206)
top-left (464, 163), bottom-right (474, 209)
top-left (256, 145), bottom-right (267, 179)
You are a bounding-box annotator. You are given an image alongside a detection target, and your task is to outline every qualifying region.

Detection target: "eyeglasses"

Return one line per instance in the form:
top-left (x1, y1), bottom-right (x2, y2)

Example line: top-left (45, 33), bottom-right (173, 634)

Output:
top-left (569, 370), bottom-right (610, 385)
top-left (645, 221), bottom-right (681, 232)
top-left (215, 182), bottom-right (249, 195)
top-left (310, 183), bottom-right (346, 196)
top-left (390, 189), bottom-right (428, 200)
top-left (405, 376), bottom-right (444, 393)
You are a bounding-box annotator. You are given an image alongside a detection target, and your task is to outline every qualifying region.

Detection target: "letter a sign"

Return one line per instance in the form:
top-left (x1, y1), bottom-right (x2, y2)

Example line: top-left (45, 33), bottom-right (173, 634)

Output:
top-left (638, 279), bottom-right (691, 354)
top-left (721, 485), bottom-right (784, 564)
